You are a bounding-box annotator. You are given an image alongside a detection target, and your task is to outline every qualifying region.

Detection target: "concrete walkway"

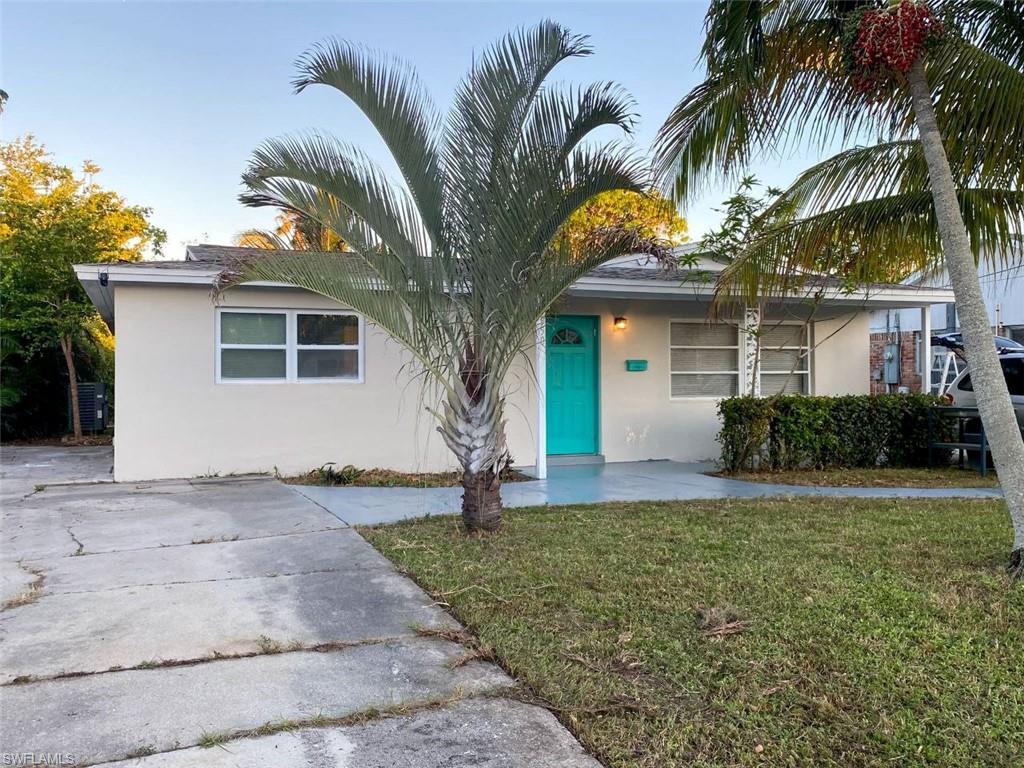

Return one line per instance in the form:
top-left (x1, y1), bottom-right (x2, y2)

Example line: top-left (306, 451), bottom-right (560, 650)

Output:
top-left (291, 459), bottom-right (1002, 525)
top-left (0, 447), bottom-right (599, 767)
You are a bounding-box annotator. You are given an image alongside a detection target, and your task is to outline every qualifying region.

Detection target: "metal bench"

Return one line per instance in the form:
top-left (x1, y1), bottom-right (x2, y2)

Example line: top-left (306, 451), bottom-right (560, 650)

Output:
top-left (927, 405), bottom-right (989, 476)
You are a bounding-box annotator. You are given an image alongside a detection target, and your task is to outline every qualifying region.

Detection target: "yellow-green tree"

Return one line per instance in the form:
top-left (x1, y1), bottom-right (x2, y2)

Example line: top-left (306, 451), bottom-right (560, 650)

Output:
top-left (561, 189), bottom-right (687, 252)
top-left (0, 136), bottom-right (164, 439)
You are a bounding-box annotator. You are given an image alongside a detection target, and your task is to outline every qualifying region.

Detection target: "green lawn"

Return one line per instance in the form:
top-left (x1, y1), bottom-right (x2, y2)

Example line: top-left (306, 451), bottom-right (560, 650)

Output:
top-left (364, 498), bottom-right (1023, 768)
top-left (717, 466), bottom-right (1000, 488)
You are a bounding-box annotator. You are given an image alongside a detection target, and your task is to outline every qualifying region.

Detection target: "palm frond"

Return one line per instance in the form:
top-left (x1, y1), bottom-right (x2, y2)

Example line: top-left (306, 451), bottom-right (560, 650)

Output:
top-left (241, 133), bottom-right (431, 263)
top-left (656, 0), bottom-right (1024, 204)
top-left (927, 37), bottom-right (1024, 189)
top-left (764, 140), bottom-right (926, 217)
top-left (293, 39), bottom-right (445, 242)
top-left (950, 0), bottom-right (1024, 70)
top-left (715, 187), bottom-right (1024, 304)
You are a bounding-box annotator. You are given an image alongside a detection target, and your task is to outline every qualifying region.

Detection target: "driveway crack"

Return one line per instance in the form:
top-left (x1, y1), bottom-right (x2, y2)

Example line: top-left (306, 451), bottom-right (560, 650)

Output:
top-left (3, 634), bottom-right (412, 686)
top-left (48, 566), bottom-right (347, 596)
top-left (65, 526), bottom-right (86, 556)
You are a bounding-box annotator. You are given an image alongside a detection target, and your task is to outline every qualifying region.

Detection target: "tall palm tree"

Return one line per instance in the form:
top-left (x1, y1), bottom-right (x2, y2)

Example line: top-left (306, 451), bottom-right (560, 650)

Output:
top-left (221, 22), bottom-right (668, 532)
top-left (236, 208), bottom-right (348, 252)
top-left (655, 0), bottom-right (1024, 576)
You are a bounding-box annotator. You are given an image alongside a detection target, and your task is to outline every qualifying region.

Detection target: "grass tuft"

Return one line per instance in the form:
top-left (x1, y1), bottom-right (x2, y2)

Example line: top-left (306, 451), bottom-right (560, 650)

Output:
top-left (195, 696), bottom-right (460, 749)
top-left (2, 562), bottom-right (45, 611)
top-left (198, 729), bottom-right (231, 748)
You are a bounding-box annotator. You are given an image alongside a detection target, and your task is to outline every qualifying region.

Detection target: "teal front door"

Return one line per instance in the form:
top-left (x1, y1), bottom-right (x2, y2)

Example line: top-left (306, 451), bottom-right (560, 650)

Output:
top-left (546, 315), bottom-right (599, 455)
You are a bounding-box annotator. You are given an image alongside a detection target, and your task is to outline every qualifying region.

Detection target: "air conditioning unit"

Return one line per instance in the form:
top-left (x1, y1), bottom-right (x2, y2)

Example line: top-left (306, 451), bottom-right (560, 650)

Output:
top-left (67, 382), bottom-right (108, 433)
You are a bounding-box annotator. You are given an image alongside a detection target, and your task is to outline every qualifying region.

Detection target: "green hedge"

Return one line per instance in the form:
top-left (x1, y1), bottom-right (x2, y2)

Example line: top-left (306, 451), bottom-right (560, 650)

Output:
top-left (718, 394), bottom-right (943, 472)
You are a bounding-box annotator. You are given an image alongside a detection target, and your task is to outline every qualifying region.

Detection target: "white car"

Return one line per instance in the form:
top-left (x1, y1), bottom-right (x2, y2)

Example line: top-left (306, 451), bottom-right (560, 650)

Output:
top-left (947, 352), bottom-right (1024, 431)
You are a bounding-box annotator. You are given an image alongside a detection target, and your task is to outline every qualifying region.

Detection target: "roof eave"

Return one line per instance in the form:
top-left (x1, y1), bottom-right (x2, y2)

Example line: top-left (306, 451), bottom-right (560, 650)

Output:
top-left (569, 276), bottom-right (956, 308)
top-left (73, 263), bottom-right (957, 330)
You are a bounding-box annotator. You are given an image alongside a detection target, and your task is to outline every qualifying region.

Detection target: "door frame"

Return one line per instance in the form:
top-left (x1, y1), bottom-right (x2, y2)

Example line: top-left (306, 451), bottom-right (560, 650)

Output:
top-left (544, 314), bottom-right (601, 456)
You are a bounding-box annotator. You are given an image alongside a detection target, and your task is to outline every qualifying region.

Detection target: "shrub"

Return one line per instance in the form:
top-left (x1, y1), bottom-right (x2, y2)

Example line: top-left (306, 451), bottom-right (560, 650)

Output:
top-left (718, 394), bottom-right (943, 472)
top-left (313, 462), bottom-right (364, 485)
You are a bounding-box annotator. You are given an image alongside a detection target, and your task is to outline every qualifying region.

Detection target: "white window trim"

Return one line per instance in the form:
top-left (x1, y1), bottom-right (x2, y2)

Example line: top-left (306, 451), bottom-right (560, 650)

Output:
top-left (758, 321), bottom-right (812, 395)
top-left (668, 319), bottom-right (741, 401)
top-left (215, 307), bottom-right (365, 385)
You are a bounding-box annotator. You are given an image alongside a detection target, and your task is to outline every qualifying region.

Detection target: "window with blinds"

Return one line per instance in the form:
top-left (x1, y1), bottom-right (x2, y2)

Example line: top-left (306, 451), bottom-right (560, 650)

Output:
top-left (759, 324), bottom-right (810, 395)
top-left (669, 322), bottom-right (739, 398)
top-left (216, 309), bottom-right (363, 383)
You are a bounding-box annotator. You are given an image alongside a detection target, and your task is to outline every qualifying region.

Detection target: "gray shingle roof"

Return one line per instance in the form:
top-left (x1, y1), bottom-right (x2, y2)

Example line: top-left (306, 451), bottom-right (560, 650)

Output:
top-left (185, 243), bottom-right (318, 264)
top-left (582, 264), bottom-right (944, 293)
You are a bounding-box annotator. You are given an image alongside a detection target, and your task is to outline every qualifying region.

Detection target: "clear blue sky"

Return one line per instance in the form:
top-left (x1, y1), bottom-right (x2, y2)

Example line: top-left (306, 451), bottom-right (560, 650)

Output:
top-left (2, 1), bottom-right (814, 256)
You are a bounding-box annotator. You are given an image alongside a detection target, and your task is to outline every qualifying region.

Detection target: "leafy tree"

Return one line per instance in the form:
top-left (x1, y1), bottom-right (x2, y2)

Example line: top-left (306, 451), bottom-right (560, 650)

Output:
top-left (655, 0), bottom-right (1024, 576)
top-left (560, 189), bottom-right (687, 251)
top-left (696, 175), bottom-right (781, 265)
top-left (0, 136), bottom-right (165, 439)
top-left (226, 22), bottom-right (670, 531)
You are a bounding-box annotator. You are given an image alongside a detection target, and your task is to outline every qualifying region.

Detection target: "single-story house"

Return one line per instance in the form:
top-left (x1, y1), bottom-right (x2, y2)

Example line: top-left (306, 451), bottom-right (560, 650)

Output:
top-left (75, 244), bottom-right (955, 482)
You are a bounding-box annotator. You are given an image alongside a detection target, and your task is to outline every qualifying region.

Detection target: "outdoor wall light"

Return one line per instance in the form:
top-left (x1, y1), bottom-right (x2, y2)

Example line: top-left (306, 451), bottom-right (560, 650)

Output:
top-left (613, 316), bottom-right (628, 330)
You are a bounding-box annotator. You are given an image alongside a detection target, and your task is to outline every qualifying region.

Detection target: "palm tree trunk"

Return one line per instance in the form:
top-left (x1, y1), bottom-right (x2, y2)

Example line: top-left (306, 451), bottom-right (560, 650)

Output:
top-left (461, 468), bottom-right (502, 532)
top-left (907, 59), bottom-right (1024, 577)
top-left (436, 362), bottom-right (508, 532)
top-left (59, 333), bottom-right (83, 441)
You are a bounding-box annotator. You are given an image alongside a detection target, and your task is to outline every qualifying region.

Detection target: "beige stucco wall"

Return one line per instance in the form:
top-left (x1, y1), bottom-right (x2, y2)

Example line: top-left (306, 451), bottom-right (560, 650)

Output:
top-left (112, 283), bottom-right (872, 481)
top-left (811, 311), bottom-right (871, 395)
top-left (112, 284), bottom-right (538, 481)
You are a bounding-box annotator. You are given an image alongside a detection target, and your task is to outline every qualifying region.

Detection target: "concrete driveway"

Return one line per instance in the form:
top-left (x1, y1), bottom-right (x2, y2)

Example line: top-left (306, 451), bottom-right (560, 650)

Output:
top-left (0, 447), bottom-right (598, 767)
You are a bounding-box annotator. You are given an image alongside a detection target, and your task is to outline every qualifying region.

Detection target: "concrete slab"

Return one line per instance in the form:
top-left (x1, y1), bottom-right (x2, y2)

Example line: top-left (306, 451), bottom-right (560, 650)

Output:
top-left (37, 528), bottom-right (378, 594)
top-left (0, 638), bottom-right (514, 765)
top-left (2, 477), bottom-right (343, 562)
top-left (96, 697), bottom-right (599, 767)
top-left (0, 445), bottom-right (113, 503)
top-left (1, 450), bottom-right (600, 768)
top-left (1, 561), bottom-right (457, 682)
top-left (294, 460), bottom-right (1002, 525)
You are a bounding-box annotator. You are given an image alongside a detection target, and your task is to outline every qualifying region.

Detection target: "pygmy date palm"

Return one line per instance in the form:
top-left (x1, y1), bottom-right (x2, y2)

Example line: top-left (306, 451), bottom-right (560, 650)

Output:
top-left (223, 22), bottom-right (666, 532)
top-left (655, 0), bottom-right (1024, 576)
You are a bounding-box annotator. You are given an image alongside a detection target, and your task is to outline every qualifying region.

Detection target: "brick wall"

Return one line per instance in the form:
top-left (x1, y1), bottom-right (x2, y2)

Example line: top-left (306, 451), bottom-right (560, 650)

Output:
top-left (869, 331), bottom-right (923, 394)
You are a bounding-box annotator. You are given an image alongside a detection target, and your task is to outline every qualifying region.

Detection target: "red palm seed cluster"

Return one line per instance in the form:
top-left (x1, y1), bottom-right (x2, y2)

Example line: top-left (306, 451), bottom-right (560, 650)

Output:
top-left (850, 1), bottom-right (944, 92)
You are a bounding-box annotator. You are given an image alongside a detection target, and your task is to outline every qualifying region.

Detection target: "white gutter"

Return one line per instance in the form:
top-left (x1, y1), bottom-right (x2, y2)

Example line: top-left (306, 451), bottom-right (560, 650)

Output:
top-left (74, 263), bottom-right (222, 284)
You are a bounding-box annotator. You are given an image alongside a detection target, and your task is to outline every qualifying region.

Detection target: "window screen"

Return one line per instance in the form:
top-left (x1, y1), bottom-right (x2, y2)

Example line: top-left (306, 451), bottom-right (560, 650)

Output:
top-left (219, 312), bottom-right (287, 379)
top-left (759, 324), bottom-right (810, 395)
top-left (670, 322), bottom-right (739, 397)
